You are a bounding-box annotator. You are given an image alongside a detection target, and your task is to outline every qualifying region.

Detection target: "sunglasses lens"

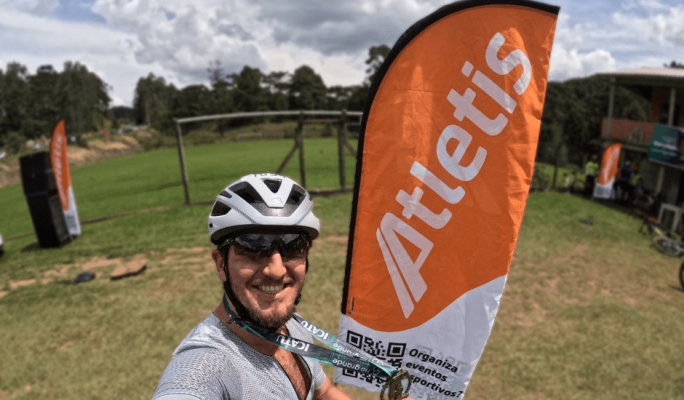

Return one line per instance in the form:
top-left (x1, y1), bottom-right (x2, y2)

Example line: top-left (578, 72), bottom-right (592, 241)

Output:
top-left (232, 233), bottom-right (308, 260)
top-left (278, 234), bottom-right (308, 258)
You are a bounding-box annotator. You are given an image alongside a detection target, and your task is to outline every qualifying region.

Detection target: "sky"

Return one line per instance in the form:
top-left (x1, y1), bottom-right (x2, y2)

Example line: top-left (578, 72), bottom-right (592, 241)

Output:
top-left (0, 0), bottom-right (682, 107)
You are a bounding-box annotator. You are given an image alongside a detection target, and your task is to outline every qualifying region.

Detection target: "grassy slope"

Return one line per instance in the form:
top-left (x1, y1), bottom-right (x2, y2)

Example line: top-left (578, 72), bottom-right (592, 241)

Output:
top-left (470, 193), bottom-right (684, 400)
top-left (0, 137), bottom-right (357, 239)
top-left (0, 138), bottom-right (357, 281)
top-left (0, 141), bottom-right (683, 399)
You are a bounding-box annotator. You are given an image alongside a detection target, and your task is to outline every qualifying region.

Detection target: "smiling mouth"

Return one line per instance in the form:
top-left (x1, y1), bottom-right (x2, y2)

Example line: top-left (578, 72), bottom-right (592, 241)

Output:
top-left (257, 284), bottom-right (284, 295)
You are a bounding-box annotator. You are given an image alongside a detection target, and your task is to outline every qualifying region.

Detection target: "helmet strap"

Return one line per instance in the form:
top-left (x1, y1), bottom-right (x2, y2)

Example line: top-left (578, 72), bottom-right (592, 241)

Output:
top-left (221, 246), bottom-right (262, 328)
top-left (294, 257), bottom-right (308, 305)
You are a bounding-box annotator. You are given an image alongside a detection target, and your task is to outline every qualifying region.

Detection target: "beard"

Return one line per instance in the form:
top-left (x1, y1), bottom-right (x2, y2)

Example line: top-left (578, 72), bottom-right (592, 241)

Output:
top-left (229, 279), bottom-right (301, 329)
top-left (247, 302), bottom-right (297, 329)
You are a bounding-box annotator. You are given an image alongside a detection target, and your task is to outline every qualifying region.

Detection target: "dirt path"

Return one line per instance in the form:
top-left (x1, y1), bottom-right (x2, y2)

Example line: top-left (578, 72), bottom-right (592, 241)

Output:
top-left (0, 234), bottom-right (348, 299)
top-left (0, 246), bottom-right (213, 299)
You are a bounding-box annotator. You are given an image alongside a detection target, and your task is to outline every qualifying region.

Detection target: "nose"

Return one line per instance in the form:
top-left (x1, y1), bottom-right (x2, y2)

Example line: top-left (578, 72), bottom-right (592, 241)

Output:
top-left (261, 250), bottom-right (287, 279)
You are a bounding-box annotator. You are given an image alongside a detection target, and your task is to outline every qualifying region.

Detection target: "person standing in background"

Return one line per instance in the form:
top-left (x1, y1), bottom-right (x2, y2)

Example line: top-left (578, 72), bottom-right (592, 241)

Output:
top-left (584, 155), bottom-right (599, 197)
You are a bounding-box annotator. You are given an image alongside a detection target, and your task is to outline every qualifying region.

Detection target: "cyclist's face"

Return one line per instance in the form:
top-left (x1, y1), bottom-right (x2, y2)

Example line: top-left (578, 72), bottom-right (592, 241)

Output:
top-left (213, 234), bottom-right (308, 329)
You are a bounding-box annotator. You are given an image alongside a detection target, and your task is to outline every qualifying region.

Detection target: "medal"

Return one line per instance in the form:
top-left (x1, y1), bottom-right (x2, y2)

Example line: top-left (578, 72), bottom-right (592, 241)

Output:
top-left (380, 369), bottom-right (411, 400)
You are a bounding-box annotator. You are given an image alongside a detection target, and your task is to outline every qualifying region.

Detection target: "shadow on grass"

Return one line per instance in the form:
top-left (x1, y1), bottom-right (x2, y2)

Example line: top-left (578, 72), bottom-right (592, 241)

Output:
top-left (21, 242), bottom-right (41, 252)
top-left (5, 192), bottom-right (349, 243)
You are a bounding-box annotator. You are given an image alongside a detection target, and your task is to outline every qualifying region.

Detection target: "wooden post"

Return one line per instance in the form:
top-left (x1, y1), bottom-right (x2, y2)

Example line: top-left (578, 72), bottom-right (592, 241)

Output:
top-left (656, 88), bottom-right (677, 196)
top-left (344, 140), bottom-right (358, 159)
top-left (656, 165), bottom-right (665, 195)
top-left (297, 112), bottom-right (306, 188)
top-left (337, 110), bottom-right (347, 190)
top-left (175, 121), bottom-right (191, 204)
top-left (606, 78), bottom-right (615, 138)
top-left (276, 144), bottom-right (299, 174)
top-left (667, 87), bottom-right (677, 126)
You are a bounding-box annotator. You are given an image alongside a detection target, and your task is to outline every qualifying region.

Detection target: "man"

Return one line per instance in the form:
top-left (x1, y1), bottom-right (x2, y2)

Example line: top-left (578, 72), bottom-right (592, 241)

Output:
top-left (616, 160), bottom-right (633, 203)
top-left (626, 163), bottom-right (641, 205)
top-left (152, 174), bottom-right (405, 400)
top-left (584, 154), bottom-right (599, 197)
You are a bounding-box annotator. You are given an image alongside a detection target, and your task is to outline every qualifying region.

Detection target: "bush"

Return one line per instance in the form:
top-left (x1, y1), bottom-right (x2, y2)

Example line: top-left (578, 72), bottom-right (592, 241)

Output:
top-left (3, 132), bottom-right (25, 154)
top-left (322, 123), bottom-right (333, 138)
top-left (77, 134), bottom-right (90, 149)
top-left (186, 130), bottom-right (219, 146)
top-left (138, 134), bottom-right (176, 151)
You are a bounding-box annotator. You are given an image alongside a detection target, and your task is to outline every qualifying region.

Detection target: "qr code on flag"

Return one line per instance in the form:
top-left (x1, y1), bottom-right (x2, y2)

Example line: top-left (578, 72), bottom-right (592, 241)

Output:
top-left (342, 330), bottom-right (407, 387)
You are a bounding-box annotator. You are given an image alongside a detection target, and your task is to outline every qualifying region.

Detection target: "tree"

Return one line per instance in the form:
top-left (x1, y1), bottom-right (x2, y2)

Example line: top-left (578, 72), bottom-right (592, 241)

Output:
top-left (173, 84), bottom-right (210, 118)
top-left (289, 65), bottom-right (326, 110)
top-left (55, 61), bottom-right (111, 136)
top-left (133, 73), bottom-right (177, 126)
top-left (347, 84), bottom-right (369, 112)
top-left (1, 62), bottom-right (30, 135)
top-left (665, 61), bottom-right (684, 69)
top-left (208, 79), bottom-right (234, 115)
top-left (231, 66), bottom-right (265, 112)
top-left (538, 75), bottom-right (649, 172)
top-left (263, 71), bottom-right (290, 112)
top-left (0, 61), bottom-right (112, 150)
top-left (207, 59), bottom-right (225, 86)
top-left (365, 45), bottom-right (390, 86)
top-left (326, 85), bottom-right (354, 110)
top-left (25, 64), bottom-right (60, 139)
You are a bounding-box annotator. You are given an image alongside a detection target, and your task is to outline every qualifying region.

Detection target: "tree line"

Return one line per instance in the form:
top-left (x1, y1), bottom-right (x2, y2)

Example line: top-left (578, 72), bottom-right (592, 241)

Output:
top-left (133, 45), bottom-right (391, 135)
top-left (0, 62), bottom-right (110, 152)
top-left (0, 51), bottom-right (680, 169)
top-left (0, 45), bottom-right (391, 153)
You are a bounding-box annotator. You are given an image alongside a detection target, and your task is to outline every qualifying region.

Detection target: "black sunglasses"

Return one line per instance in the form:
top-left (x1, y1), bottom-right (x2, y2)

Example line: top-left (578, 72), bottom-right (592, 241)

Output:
top-left (221, 233), bottom-right (310, 259)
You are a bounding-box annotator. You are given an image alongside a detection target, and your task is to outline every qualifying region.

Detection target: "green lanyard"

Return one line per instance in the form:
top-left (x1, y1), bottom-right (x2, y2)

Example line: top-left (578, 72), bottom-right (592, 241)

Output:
top-left (221, 295), bottom-right (397, 379)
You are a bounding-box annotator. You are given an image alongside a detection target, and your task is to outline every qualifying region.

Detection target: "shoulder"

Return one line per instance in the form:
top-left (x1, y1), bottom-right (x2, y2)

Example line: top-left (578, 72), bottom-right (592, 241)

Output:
top-left (152, 314), bottom-right (242, 400)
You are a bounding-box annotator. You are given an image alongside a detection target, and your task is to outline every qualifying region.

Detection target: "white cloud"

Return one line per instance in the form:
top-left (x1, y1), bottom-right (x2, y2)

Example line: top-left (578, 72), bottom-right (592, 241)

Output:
top-left (545, 1), bottom-right (684, 81)
top-left (92, 0), bottom-right (271, 84)
top-left (548, 13), bottom-right (616, 80)
top-left (613, 4), bottom-right (684, 47)
top-left (252, 0), bottom-right (432, 55)
top-left (549, 46), bottom-right (616, 81)
top-left (0, 0), bottom-right (60, 16)
top-left (0, 7), bottom-right (172, 106)
top-left (262, 43), bottom-right (365, 87)
top-left (2, 0), bottom-right (682, 106)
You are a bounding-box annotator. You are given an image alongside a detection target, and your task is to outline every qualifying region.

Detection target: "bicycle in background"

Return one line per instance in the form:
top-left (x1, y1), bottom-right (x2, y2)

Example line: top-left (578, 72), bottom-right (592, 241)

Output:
top-left (653, 235), bottom-right (684, 257)
top-left (648, 213), bottom-right (684, 258)
top-left (636, 210), bottom-right (671, 238)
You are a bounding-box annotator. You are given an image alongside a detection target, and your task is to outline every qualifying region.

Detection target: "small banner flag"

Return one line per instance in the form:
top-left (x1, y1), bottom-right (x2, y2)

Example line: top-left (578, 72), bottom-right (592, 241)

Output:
top-left (50, 119), bottom-right (82, 236)
top-left (648, 124), bottom-right (684, 168)
top-left (336, 1), bottom-right (559, 398)
top-left (593, 143), bottom-right (621, 200)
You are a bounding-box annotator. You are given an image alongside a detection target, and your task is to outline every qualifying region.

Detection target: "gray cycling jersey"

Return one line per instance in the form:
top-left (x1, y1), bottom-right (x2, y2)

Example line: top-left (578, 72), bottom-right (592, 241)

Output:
top-left (152, 313), bottom-right (326, 400)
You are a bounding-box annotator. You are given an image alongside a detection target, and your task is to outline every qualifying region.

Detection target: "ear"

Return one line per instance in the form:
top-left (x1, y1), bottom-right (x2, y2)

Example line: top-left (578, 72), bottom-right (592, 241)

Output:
top-left (212, 248), bottom-right (227, 282)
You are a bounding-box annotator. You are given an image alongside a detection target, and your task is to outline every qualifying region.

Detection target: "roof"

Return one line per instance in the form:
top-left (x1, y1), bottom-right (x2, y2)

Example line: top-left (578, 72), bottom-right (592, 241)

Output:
top-left (595, 67), bottom-right (684, 90)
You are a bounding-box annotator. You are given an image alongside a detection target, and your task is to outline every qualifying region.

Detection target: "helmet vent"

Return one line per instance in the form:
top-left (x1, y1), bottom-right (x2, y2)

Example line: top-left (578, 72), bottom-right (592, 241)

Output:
top-left (263, 179), bottom-right (282, 193)
top-left (211, 202), bottom-right (231, 216)
top-left (230, 181), bottom-right (265, 205)
top-left (219, 190), bottom-right (232, 198)
top-left (287, 185), bottom-right (306, 205)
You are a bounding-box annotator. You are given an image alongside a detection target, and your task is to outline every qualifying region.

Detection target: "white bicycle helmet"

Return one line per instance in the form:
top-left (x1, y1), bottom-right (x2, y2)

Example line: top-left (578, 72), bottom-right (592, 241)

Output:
top-left (208, 173), bottom-right (320, 244)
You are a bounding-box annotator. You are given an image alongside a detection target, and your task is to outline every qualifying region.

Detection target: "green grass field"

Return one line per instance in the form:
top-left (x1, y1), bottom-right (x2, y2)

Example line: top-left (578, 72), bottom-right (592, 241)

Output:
top-left (1, 138), bottom-right (683, 400)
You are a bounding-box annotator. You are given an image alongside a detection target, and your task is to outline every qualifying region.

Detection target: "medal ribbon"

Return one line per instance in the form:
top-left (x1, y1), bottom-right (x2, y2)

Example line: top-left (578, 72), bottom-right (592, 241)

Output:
top-left (221, 295), bottom-right (398, 379)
